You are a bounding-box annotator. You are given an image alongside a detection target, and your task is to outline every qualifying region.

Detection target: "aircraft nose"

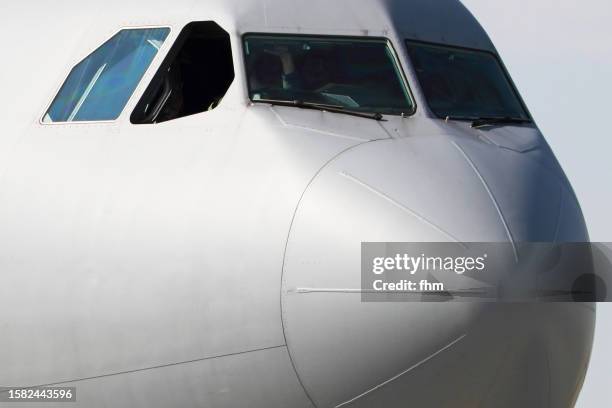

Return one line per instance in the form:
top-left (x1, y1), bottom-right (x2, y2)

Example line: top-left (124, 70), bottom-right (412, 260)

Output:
top-left (281, 136), bottom-right (594, 408)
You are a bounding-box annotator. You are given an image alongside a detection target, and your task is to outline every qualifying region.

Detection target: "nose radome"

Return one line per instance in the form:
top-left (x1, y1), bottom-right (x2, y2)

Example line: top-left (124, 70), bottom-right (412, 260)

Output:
top-left (281, 136), bottom-right (594, 408)
top-left (451, 136), bottom-right (588, 243)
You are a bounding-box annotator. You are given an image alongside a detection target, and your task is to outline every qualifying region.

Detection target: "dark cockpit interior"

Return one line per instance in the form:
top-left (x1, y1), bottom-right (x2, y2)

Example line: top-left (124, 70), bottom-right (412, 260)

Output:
top-left (131, 21), bottom-right (235, 124)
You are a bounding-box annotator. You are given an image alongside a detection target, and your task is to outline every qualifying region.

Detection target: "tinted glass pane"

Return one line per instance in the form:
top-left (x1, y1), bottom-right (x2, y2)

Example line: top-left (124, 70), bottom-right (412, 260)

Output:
top-left (244, 35), bottom-right (413, 115)
top-left (44, 28), bottom-right (170, 122)
top-left (405, 41), bottom-right (528, 120)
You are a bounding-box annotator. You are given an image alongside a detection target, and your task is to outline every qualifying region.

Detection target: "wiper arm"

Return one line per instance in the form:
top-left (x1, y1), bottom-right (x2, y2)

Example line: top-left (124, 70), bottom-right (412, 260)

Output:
top-left (470, 116), bottom-right (532, 129)
top-left (444, 116), bottom-right (532, 128)
top-left (255, 98), bottom-right (386, 121)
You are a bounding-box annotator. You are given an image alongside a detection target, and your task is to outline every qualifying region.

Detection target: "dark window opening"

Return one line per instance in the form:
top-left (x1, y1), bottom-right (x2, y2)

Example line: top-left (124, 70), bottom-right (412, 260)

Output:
top-left (131, 22), bottom-right (235, 124)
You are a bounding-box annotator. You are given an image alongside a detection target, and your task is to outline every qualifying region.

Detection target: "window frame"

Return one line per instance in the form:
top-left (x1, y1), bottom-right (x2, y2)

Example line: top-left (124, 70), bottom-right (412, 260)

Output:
top-left (241, 32), bottom-right (418, 117)
top-left (404, 39), bottom-right (532, 122)
top-left (40, 25), bottom-right (173, 126)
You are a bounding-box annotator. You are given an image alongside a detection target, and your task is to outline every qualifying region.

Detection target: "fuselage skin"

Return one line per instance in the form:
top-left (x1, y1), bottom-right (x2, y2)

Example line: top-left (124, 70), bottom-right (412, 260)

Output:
top-left (0, 1), bottom-right (594, 407)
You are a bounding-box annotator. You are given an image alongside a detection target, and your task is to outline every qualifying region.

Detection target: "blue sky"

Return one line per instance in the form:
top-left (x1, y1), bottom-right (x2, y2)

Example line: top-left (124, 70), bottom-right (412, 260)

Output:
top-left (462, 1), bottom-right (612, 405)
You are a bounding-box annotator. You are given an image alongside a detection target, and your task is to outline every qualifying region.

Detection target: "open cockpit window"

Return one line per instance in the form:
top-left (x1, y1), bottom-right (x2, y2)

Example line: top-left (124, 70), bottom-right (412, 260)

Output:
top-left (131, 22), bottom-right (235, 124)
top-left (43, 28), bottom-right (170, 123)
top-left (243, 35), bottom-right (414, 116)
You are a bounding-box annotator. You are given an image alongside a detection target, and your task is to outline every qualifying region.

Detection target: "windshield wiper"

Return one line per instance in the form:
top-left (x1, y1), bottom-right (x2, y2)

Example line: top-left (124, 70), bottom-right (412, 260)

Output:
top-left (470, 116), bottom-right (532, 129)
top-left (444, 116), bottom-right (532, 128)
top-left (254, 98), bottom-right (386, 121)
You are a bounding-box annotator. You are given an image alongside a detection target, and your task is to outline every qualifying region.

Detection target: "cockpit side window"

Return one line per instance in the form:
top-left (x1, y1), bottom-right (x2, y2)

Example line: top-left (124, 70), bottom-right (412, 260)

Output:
top-left (131, 21), bottom-right (235, 124)
top-left (43, 28), bottom-right (170, 123)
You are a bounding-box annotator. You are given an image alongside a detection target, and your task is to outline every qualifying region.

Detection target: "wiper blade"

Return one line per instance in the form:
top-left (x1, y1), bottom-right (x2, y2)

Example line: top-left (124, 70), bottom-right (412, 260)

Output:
top-left (470, 116), bottom-right (532, 128)
top-left (444, 116), bottom-right (532, 128)
top-left (254, 98), bottom-right (386, 121)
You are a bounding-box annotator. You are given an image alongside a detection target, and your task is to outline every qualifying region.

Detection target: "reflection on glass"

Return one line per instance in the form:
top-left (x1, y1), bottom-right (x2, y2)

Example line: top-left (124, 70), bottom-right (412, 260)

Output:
top-left (44, 28), bottom-right (170, 123)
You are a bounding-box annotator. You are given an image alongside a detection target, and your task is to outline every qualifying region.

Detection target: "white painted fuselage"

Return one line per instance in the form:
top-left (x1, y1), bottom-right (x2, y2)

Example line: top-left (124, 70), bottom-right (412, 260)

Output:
top-left (0, 1), bottom-right (594, 407)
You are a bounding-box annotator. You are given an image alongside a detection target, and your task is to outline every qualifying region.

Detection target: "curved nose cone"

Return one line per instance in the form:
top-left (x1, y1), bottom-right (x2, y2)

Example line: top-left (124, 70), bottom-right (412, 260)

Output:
top-left (281, 136), bottom-right (594, 408)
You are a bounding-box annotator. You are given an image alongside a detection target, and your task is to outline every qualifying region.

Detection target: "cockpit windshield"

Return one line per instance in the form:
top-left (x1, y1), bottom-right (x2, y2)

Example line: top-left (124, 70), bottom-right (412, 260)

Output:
top-left (405, 41), bottom-right (530, 121)
top-left (243, 35), bottom-right (414, 116)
